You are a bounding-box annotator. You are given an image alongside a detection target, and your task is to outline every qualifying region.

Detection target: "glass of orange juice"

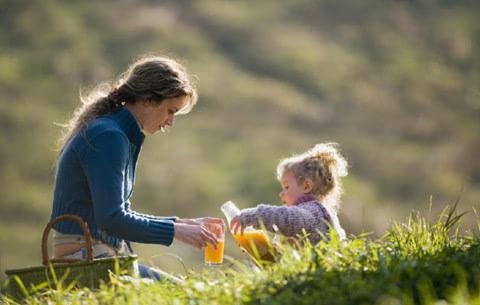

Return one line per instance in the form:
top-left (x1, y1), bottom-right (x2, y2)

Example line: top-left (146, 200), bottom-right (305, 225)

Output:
top-left (204, 223), bottom-right (225, 266)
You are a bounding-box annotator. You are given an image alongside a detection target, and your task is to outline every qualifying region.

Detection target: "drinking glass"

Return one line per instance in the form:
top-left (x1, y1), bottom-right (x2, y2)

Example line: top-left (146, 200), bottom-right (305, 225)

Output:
top-left (204, 223), bottom-right (225, 266)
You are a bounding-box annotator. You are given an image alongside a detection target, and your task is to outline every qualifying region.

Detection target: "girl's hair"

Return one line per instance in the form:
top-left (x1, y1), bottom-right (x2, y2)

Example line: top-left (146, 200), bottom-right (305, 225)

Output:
top-left (276, 143), bottom-right (348, 211)
top-left (56, 55), bottom-right (198, 152)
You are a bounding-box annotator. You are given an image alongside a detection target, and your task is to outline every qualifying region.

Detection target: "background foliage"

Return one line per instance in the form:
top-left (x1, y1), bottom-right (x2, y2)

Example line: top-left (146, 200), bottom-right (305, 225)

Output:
top-left (0, 0), bottom-right (479, 282)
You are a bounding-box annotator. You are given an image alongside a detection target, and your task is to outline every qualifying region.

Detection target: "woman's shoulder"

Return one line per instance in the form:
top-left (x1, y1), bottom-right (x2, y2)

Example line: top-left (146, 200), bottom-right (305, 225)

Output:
top-left (84, 115), bottom-right (125, 139)
top-left (68, 116), bottom-right (128, 154)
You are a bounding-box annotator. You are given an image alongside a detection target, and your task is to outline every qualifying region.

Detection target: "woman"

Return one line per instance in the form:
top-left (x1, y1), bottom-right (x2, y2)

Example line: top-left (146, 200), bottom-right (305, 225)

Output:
top-left (50, 55), bottom-right (223, 280)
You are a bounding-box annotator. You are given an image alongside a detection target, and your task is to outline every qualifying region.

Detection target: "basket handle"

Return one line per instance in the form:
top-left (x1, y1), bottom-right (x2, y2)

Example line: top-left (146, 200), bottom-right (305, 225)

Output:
top-left (42, 214), bottom-right (94, 265)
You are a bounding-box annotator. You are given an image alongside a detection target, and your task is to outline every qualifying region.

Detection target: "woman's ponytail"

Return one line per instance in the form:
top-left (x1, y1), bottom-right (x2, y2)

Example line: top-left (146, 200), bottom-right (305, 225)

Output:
top-left (56, 82), bottom-right (123, 152)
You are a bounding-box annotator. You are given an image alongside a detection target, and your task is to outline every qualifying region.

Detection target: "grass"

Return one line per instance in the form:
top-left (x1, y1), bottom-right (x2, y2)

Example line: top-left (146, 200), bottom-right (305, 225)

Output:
top-left (2, 203), bottom-right (480, 305)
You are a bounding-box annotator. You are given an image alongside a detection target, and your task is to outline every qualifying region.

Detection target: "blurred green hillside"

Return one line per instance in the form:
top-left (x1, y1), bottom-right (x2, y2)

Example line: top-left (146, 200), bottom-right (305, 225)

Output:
top-left (0, 0), bottom-right (479, 281)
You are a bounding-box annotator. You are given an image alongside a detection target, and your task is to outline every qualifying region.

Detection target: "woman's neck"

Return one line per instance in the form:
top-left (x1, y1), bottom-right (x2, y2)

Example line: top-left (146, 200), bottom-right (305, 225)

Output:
top-left (124, 103), bottom-right (145, 131)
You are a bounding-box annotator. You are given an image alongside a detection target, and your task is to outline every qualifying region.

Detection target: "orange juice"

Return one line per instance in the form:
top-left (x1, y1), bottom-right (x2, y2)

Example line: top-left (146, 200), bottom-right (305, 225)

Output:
top-left (204, 240), bottom-right (225, 265)
top-left (233, 231), bottom-right (276, 262)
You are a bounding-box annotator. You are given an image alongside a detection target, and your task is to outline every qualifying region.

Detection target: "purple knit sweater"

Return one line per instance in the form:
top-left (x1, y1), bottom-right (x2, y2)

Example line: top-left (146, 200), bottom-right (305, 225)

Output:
top-left (238, 194), bottom-right (342, 244)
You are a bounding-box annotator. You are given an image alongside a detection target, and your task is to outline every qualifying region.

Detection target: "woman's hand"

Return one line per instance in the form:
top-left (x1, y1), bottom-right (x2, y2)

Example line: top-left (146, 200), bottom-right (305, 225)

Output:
top-left (177, 217), bottom-right (225, 228)
top-left (173, 222), bottom-right (219, 250)
top-left (230, 216), bottom-right (245, 235)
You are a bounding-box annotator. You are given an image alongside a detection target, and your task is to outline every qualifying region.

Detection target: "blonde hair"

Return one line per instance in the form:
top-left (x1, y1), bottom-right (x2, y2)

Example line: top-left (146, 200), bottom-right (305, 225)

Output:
top-left (57, 55), bottom-right (198, 152)
top-left (276, 143), bottom-right (348, 212)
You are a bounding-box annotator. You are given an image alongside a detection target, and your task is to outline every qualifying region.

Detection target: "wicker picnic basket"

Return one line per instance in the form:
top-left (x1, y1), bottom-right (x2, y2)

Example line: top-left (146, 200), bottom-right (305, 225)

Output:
top-left (4, 214), bottom-right (139, 299)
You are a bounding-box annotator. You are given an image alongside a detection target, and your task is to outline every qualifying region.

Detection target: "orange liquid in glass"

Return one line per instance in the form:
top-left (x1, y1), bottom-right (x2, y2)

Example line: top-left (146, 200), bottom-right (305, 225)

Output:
top-left (233, 231), bottom-right (275, 262)
top-left (204, 240), bottom-right (225, 265)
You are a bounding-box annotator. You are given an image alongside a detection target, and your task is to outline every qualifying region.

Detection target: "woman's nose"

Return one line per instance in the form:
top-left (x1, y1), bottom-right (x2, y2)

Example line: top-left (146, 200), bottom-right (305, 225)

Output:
top-left (166, 115), bottom-right (175, 127)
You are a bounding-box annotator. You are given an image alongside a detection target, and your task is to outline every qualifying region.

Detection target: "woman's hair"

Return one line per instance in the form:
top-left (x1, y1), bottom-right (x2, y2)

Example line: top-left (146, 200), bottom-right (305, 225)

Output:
top-left (56, 55), bottom-right (198, 152)
top-left (276, 143), bottom-right (348, 211)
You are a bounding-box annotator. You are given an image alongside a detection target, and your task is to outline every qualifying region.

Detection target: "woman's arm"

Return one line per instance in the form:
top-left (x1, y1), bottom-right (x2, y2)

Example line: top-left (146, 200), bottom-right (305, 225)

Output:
top-left (80, 131), bottom-right (176, 245)
top-left (80, 130), bottom-right (219, 248)
top-left (128, 208), bottom-right (177, 222)
top-left (176, 217), bottom-right (224, 226)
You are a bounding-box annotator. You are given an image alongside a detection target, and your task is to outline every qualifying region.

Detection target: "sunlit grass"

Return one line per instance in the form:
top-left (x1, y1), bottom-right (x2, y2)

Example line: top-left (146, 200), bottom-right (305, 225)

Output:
top-left (2, 203), bottom-right (480, 304)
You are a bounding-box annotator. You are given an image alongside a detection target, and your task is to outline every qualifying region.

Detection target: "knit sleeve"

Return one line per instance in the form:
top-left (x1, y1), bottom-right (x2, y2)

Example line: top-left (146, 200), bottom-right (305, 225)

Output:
top-left (238, 204), bottom-right (316, 238)
top-left (130, 211), bottom-right (177, 222)
top-left (125, 200), bottom-right (177, 222)
top-left (79, 131), bottom-right (175, 246)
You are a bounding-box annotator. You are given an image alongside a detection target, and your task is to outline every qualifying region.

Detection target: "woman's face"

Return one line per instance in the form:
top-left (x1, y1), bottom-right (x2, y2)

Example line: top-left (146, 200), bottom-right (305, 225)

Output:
top-left (138, 96), bottom-right (189, 134)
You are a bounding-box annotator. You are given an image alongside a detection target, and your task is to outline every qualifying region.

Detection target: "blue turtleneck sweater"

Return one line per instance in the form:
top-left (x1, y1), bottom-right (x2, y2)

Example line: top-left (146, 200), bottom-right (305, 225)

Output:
top-left (50, 108), bottom-right (176, 248)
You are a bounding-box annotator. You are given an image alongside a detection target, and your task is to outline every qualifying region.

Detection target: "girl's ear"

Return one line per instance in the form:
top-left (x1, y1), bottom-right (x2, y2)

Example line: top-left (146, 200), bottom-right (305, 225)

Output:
top-left (303, 179), bottom-right (313, 193)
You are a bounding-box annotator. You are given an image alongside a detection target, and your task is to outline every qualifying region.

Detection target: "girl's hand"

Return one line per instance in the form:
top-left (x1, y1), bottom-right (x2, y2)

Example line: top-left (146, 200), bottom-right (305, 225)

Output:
top-left (173, 222), bottom-right (219, 250)
top-left (230, 216), bottom-right (245, 235)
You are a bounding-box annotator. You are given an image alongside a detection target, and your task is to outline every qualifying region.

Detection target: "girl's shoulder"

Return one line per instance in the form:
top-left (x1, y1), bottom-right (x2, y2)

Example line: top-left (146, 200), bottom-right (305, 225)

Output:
top-left (298, 200), bottom-right (333, 221)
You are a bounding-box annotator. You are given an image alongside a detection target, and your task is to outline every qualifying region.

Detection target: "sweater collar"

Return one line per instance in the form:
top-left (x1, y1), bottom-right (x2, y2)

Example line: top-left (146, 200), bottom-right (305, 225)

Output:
top-left (294, 194), bottom-right (319, 205)
top-left (111, 108), bottom-right (145, 146)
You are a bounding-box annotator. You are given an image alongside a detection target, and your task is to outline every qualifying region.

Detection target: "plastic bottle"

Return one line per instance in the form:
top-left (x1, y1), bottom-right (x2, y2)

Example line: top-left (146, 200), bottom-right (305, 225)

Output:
top-left (221, 201), bottom-right (275, 262)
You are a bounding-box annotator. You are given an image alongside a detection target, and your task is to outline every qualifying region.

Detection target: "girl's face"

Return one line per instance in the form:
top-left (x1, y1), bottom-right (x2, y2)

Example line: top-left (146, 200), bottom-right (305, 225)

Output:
top-left (279, 171), bottom-right (309, 206)
top-left (138, 96), bottom-right (189, 134)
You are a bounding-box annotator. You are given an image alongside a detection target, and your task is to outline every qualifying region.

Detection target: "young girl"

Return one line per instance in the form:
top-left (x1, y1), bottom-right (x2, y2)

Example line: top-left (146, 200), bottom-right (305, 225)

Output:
top-left (231, 143), bottom-right (348, 244)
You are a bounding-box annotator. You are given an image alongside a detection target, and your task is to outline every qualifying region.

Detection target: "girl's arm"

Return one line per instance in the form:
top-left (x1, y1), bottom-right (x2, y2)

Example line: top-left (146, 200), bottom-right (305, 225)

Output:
top-left (238, 204), bottom-right (316, 237)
